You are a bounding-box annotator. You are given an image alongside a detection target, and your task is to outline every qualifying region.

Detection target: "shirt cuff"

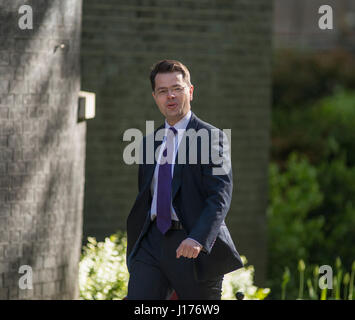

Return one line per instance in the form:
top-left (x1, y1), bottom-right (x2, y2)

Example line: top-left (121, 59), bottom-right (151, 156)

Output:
top-left (187, 237), bottom-right (205, 250)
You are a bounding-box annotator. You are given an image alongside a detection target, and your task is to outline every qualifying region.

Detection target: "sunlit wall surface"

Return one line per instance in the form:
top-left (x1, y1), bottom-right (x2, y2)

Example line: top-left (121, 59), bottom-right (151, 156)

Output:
top-left (0, 0), bottom-right (85, 299)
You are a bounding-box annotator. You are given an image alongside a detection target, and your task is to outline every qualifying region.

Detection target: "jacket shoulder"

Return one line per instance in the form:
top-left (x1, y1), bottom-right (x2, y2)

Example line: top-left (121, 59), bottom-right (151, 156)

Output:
top-left (191, 113), bottom-right (220, 132)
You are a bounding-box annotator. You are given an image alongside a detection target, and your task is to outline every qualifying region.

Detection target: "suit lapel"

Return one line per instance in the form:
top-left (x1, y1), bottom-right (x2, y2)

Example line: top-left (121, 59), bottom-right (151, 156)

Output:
top-left (142, 124), bottom-right (164, 191)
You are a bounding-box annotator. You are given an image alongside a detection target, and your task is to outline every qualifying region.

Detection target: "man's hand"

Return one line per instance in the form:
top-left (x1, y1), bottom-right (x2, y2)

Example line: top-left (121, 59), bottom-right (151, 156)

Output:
top-left (176, 238), bottom-right (202, 259)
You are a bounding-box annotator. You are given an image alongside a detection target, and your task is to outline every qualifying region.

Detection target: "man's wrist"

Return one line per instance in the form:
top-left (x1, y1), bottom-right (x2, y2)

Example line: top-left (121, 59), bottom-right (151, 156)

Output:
top-left (187, 237), bottom-right (206, 252)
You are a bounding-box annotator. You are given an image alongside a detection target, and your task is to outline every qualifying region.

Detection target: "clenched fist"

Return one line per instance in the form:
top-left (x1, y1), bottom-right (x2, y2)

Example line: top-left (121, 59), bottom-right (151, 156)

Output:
top-left (176, 238), bottom-right (202, 259)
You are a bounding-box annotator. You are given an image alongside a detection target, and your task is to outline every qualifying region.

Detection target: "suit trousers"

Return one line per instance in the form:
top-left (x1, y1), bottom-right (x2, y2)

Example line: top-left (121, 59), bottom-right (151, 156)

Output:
top-left (127, 219), bottom-right (224, 300)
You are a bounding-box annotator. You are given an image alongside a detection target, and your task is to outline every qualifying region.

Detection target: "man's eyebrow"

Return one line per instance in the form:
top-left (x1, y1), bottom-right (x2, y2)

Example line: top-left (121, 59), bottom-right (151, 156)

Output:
top-left (155, 86), bottom-right (168, 91)
top-left (156, 84), bottom-right (182, 90)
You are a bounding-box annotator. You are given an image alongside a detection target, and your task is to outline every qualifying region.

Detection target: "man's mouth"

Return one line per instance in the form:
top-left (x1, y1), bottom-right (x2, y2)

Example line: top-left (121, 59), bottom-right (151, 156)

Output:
top-left (167, 103), bottom-right (178, 109)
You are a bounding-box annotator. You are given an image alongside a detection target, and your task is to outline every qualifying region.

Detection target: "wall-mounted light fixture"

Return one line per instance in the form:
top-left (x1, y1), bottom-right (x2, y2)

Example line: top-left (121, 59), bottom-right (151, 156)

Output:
top-left (78, 91), bottom-right (95, 122)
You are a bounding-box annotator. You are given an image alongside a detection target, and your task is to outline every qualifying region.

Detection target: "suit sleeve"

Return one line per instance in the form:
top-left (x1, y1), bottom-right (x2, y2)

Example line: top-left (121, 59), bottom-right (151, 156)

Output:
top-left (187, 129), bottom-right (233, 254)
top-left (138, 136), bottom-right (145, 193)
top-left (138, 163), bottom-right (143, 192)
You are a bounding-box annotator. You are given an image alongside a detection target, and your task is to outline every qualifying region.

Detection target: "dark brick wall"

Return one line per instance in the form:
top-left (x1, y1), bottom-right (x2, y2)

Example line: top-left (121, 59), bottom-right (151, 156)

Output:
top-left (81, 0), bottom-right (272, 285)
top-left (0, 0), bottom-right (85, 299)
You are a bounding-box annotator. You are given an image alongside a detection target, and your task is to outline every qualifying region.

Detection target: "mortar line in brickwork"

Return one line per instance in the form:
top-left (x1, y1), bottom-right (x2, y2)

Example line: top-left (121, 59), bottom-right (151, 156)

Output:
top-left (81, 51), bottom-right (267, 60)
top-left (84, 5), bottom-right (256, 17)
top-left (84, 3), bottom-right (269, 14)
top-left (83, 15), bottom-right (257, 27)
top-left (82, 28), bottom-right (222, 38)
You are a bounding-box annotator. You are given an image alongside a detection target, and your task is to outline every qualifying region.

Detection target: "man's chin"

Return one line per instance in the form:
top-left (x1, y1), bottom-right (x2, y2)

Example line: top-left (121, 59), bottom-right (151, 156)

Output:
top-left (165, 110), bottom-right (181, 123)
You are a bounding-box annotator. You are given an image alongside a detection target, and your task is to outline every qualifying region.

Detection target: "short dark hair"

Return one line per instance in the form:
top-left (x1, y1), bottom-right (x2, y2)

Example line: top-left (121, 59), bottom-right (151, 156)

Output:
top-left (150, 59), bottom-right (191, 91)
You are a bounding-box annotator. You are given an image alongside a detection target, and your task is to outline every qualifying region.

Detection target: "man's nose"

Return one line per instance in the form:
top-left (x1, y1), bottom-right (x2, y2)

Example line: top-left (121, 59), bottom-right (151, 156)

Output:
top-left (167, 90), bottom-right (176, 98)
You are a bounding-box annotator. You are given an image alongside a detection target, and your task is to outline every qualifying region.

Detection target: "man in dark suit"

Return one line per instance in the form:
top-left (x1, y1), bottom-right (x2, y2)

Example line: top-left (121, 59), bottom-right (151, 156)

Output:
top-left (126, 59), bottom-right (243, 299)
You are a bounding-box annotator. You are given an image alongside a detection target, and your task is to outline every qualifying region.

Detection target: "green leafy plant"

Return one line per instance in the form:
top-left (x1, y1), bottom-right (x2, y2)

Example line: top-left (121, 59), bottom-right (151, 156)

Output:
top-left (267, 149), bottom-right (355, 299)
top-left (222, 256), bottom-right (270, 300)
top-left (349, 261), bottom-right (355, 300)
top-left (270, 49), bottom-right (355, 300)
top-left (79, 231), bottom-right (129, 300)
top-left (281, 267), bottom-right (290, 300)
top-left (298, 259), bottom-right (305, 299)
top-left (267, 152), bottom-right (325, 298)
top-left (281, 258), bottom-right (355, 300)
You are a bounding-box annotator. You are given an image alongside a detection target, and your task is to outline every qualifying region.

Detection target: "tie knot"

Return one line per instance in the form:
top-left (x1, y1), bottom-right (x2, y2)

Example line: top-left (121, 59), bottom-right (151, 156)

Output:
top-left (168, 127), bottom-right (177, 135)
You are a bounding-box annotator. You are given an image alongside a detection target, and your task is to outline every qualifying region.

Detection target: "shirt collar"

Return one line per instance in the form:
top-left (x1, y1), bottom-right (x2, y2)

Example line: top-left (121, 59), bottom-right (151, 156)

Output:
top-left (164, 110), bottom-right (192, 131)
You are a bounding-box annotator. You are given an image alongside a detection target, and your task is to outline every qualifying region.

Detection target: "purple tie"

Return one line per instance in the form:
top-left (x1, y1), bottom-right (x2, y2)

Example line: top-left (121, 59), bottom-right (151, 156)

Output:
top-left (156, 127), bottom-right (177, 234)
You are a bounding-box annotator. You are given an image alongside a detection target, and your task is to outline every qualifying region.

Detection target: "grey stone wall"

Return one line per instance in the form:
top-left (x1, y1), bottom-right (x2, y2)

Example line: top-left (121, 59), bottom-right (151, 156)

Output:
top-left (0, 0), bottom-right (85, 299)
top-left (81, 0), bottom-right (272, 285)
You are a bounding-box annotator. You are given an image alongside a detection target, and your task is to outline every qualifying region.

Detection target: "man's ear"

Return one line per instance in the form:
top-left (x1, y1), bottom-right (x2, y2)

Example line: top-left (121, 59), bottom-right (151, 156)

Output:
top-left (190, 84), bottom-right (194, 101)
top-left (152, 91), bottom-right (158, 103)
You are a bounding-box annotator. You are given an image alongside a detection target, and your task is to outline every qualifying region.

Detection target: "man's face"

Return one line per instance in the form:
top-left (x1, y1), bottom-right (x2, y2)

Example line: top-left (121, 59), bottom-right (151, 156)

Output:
top-left (152, 71), bottom-right (194, 126)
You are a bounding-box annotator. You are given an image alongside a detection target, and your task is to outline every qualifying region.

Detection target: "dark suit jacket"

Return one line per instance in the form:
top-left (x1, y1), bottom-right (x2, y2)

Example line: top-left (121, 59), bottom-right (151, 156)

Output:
top-left (126, 112), bottom-right (243, 280)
